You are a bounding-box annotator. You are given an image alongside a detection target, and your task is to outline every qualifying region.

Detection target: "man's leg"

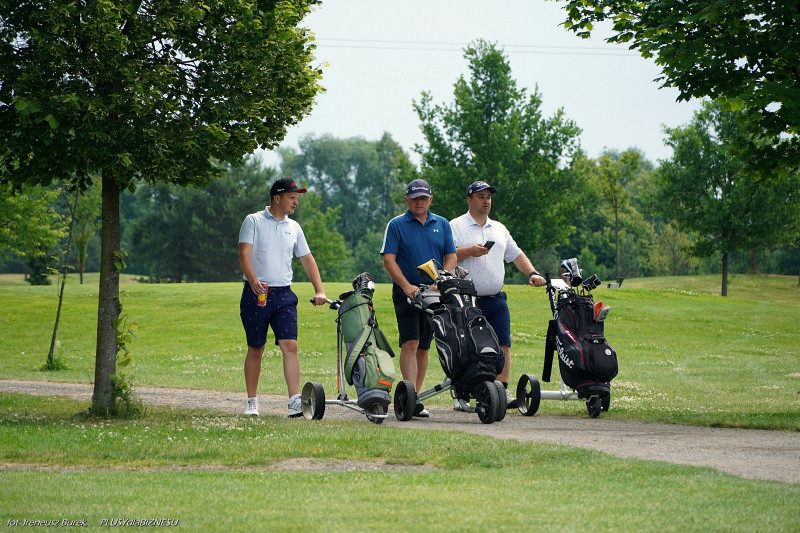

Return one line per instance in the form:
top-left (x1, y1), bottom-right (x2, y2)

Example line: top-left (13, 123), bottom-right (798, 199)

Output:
top-left (399, 339), bottom-right (420, 390)
top-left (497, 345), bottom-right (511, 383)
top-left (414, 348), bottom-right (429, 393)
top-left (278, 338), bottom-right (301, 398)
top-left (244, 345), bottom-right (265, 398)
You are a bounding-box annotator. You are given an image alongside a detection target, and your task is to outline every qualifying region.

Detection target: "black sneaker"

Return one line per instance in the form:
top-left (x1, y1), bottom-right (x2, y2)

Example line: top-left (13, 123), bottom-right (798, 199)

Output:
top-left (413, 403), bottom-right (429, 418)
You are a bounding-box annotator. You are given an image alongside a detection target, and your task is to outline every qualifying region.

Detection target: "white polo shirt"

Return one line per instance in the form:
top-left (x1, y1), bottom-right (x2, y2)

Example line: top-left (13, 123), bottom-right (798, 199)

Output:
top-left (238, 206), bottom-right (311, 286)
top-left (450, 212), bottom-right (522, 296)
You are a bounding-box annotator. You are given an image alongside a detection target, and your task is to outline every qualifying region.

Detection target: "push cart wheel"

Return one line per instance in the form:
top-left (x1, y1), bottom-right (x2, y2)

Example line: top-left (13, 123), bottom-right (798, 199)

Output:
top-left (393, 380), bottom-right (417, 422)
top-left (516, 374), bottom-right (541, 417)
top-left (475, 381), bottom-right (499, 424)
top-left (493, 380), bottom-right (507, 422)
top-left (301, 381), bottom-right (325, 420)
top-left (601, 393), bottom-right (611, 412)
top-left (587, 395), bottom-right (602, 418)
top-left (366, 404), bottom-right (386, 425)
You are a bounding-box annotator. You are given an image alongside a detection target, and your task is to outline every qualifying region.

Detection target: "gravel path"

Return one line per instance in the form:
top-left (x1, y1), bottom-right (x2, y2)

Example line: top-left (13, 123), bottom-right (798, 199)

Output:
top-left (2, 379), bottom-right (798, 484)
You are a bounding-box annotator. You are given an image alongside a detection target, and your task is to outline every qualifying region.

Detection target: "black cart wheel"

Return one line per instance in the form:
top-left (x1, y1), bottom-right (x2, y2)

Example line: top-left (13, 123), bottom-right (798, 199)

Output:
top-left (587, 395), bottom-right (602, 418)
top-left (393, 380), bottom-right (417, 422)
top-left (366, 404), bottom-right (386, 425)
top-left (493, 380), bottom-right (507, 422)
top-left (301, 381), bottom-right (325, 420)
top-left (602, 392), bottom-right (611, 412)
top-left (516, 374), bottom-right (541, 417)
top-left (475, 381), bottom-right (499, 424)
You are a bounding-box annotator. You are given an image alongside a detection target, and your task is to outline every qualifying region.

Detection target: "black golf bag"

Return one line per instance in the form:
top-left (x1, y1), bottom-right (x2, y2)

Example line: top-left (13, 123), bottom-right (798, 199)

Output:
top-left (430, 277), bottom-right (505, 394)
top-left (339, 274), bottom-right (396, 409)
top-left (543, 264), bottom-right (618, 399)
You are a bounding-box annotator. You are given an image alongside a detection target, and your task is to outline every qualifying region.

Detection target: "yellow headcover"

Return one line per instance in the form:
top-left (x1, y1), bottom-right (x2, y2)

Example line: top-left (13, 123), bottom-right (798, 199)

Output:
top-left (416, 259), bottom-right (438, 283)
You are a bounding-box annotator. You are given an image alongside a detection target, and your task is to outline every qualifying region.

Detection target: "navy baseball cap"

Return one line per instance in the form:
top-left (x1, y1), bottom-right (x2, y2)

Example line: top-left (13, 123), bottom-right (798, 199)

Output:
top-left (406, 179), bottom-right (432, 198)
top-left (270, 177), bottom-right (307, 197)
top-left (467, 181), bottom-right (497, 196)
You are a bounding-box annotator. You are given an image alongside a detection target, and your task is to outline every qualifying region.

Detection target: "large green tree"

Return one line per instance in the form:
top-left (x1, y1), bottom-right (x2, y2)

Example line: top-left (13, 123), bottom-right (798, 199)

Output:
top-left (556, 0), bottom-right (800, 176)
top-left (413, 40), bottom-right (583, 260)
top-left (0, 1), bottom-right (322, 414)
top-left (655, 101), bottom-right (800, 295)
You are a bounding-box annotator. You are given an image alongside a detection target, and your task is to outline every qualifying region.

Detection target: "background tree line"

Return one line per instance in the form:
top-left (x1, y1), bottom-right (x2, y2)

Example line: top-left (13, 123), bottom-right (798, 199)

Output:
top-left (3, 41), bottom-right (800, 291)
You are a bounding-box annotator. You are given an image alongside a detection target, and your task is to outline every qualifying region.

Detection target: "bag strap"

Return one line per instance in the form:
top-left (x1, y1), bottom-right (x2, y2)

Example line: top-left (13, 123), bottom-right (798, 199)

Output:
top-left (348, 324), bottom-right (374, 361)
top-left (345, 305), bottom-right (396, 361)
top-left (542, 319), bottom-right (556, 382)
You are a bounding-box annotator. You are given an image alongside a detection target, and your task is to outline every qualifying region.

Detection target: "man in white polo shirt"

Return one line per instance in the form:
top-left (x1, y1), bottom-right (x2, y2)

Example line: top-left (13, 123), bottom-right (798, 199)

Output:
top-left (238, 177), bottom-right (327, 417)
top-left (450, 181), bottom-right (546, 411)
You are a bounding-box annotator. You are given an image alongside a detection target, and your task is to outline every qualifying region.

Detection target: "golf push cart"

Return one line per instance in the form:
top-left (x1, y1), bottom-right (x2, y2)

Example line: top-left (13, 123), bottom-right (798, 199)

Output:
top-left (393, 260), bottom-right (508, 424)
top-left (515, 258), bottom-right (619, 418)
top-left (301, 273), bottom-right (396, 424)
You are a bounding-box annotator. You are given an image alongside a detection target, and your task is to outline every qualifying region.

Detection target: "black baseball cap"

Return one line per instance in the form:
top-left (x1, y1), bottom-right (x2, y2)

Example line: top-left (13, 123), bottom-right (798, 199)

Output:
top-left (467, 181), bottom-right (497, 196)
top-left (406, 179), bottom-right (432, 199)
top-left (270, 177), bottom-right (307, 197)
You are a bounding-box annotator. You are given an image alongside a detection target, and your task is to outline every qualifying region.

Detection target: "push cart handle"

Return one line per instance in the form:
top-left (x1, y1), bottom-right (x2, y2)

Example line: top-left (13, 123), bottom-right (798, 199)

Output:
top-left (310, 297), bottom-right (340, 310)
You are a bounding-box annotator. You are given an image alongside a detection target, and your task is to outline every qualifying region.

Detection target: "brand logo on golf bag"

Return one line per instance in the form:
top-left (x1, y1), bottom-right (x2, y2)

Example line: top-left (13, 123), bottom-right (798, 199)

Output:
top-left (556, 337), bottom-right (575, 368)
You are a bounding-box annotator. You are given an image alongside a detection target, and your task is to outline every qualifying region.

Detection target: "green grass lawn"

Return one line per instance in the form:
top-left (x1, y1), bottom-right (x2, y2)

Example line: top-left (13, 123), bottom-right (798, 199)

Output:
top-left (1, 272), bottom-right (798, 429)
top-left (1, 273), bottom-right (799, 530)
top-left (1, 393), bottom-right (798, 531)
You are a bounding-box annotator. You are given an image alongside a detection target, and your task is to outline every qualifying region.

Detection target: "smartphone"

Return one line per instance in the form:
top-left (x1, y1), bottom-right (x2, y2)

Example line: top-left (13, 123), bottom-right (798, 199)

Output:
top-left (484, 241), bottom-right (495, 250)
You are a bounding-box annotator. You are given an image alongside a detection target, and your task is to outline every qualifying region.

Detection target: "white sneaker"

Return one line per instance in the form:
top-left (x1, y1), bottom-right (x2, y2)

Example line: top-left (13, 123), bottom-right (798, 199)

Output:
top-left (506, 389), bottom-right (518, 410)
top-left (287, 394), bottom-right (302, 418)
top-left (453, 398), bottom-right (475, 413)
top-left (244, 397), bottom-right (259, 416)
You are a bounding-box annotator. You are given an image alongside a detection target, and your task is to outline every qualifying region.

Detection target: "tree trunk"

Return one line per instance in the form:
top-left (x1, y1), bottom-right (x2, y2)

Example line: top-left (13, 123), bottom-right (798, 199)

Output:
top-left (721, 252), bottom-right (728, 297)
top-left (614, 208), bottom-right (620, 279)
top-left (47, 187), bottom-right (80, 366)
top-left (750, 248), bottom-right (757, 273)
top-left (92, 173), bottom-right (121, 414)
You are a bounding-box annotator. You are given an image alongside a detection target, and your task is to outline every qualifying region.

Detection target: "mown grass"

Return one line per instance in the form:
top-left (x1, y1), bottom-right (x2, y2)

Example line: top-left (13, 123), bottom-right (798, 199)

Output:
top-left (2, 273), bottom-right (799, 529)
top-left (1, 272), bottom-right (798, 429)
top-left (1, 393), bottom-right (798, 531)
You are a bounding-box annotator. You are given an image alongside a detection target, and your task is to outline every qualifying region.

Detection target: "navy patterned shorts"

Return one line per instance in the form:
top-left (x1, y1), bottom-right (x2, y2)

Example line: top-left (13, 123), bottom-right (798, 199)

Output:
top-left (240, 283), bottom-right (298, 348)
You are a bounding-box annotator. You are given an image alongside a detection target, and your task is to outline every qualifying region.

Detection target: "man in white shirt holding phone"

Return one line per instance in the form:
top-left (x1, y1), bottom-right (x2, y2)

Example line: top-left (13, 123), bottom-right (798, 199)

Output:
top-left (450, 181), bottom-right (546, 411)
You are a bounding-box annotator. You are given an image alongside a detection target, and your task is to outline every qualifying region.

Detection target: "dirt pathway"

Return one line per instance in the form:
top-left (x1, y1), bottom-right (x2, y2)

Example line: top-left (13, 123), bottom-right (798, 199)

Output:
top-left (2, 379), bottom-right (798, 484)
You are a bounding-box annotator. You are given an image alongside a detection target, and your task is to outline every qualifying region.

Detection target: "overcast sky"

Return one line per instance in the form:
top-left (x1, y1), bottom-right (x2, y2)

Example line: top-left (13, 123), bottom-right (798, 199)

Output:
top-left (257, 0), bottom-right (703, 168)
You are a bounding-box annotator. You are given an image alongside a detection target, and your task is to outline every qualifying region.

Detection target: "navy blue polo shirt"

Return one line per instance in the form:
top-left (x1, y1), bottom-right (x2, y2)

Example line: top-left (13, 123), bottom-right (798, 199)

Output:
top-left (380, 210), bottom-right (456, 286)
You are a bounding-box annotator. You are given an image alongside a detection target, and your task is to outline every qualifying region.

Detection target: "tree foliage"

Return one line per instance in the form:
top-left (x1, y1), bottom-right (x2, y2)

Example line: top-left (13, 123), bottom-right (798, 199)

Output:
top-left (0, 182), bottom-right (65, 264)
top-left (73, 180), bottom-right (102, 284)
top-left (592, 149), bottom-right (641, 278)
top-left (290, 192), bottom-right (351, 283)
top-left (655, 100), bottom-right (800, 295)
top-left (280, 133), bottom-right (408, 251)
top-left (129, 157), bottom-right (276, 282)
top-left (0, 0), bottom-right (323, 414)
top-left (413, 40), bottom-right (583, 258)
top-left (557, 0), bottom-right (800, 176)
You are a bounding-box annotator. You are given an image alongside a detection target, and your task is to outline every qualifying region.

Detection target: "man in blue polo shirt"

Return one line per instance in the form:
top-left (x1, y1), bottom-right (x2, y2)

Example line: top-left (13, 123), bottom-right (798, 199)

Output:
top-left (381, 179), bottom-right (457, 417)
top-left (239, 178), bottom-right (327, 418)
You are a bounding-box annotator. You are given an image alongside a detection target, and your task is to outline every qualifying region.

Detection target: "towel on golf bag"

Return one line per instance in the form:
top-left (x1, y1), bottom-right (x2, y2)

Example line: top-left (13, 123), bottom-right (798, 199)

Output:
top-left (338, 287), bottom-right (396, 408)
top-left (430, 278), bottom-right (504, 393)
top-left (544, 290), bottom-right (617, 395)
